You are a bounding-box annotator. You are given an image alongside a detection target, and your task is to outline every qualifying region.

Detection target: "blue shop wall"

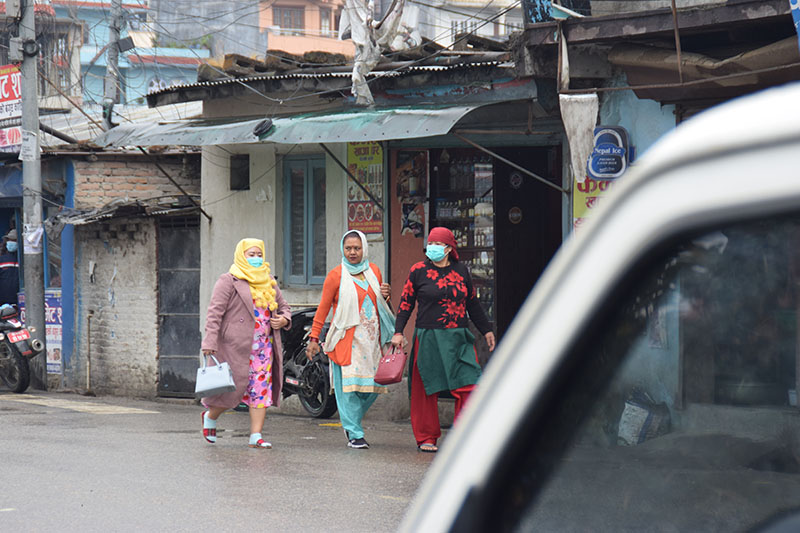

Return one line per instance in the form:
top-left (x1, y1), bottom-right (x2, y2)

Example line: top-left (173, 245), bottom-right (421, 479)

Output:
top-left (599, 76), bottom-right (677, 161)
top-left (61, 162), bottom-right (75, 375)
top-left (0, 160), bottom-right (75, 378)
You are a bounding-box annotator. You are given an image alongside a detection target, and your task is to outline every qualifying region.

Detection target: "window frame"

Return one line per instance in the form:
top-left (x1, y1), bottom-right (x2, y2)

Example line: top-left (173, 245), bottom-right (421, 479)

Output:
top-left (273, 5), bottom-right (305, 35)
top-left (320, 7), bottom-right (332, 36)
top-left (283, 156), bottom-right (326, 286)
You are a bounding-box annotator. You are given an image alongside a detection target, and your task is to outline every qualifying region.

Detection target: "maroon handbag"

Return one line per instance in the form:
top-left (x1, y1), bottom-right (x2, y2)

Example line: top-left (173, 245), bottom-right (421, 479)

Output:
top-left (374, 345), bottom-right (408, 385)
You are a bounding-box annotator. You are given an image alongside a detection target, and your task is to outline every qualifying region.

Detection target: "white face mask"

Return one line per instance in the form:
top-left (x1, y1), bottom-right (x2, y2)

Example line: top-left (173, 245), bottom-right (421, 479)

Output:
top-left (5, 241), bottom-right (17, 253)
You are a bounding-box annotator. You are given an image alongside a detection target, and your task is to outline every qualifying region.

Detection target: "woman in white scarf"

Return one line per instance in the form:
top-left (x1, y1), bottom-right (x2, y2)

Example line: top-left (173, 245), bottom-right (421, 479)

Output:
top-left (306, 230), bottom-right (394, 449)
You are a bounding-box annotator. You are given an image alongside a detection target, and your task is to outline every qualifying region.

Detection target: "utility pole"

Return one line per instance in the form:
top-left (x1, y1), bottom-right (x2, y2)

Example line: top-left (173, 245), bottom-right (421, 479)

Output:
top-left (19, 0), bottom-right (48, 390)
top-left (103, 0), bottom-right (123, 130)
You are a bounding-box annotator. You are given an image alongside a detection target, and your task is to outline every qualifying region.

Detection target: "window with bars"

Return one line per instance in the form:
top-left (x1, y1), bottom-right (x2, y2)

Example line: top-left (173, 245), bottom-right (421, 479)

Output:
top-left (284, 157), bottom-right (326, 285)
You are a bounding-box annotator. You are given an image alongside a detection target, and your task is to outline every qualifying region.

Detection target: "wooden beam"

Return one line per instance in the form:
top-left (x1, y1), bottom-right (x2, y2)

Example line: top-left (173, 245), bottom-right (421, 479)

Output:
top-left (523, 0), bottom-right (791, 47)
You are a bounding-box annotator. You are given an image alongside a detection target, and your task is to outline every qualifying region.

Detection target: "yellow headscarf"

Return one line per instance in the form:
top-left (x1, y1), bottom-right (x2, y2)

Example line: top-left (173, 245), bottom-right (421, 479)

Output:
top-left (229, 238), bottom-right (278, 311)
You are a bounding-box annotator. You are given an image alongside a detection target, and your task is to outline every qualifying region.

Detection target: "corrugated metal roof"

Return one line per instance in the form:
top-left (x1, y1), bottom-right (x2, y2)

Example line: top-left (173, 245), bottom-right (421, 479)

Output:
top-left (148, 60), bottom-right (510, 97)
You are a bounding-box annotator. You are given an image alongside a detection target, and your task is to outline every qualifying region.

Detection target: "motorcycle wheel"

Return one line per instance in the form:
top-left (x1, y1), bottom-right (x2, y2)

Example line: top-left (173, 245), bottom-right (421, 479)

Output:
top-left (298, 358), bottom-right (338, 419)
top-left (0, 341), bottom-right (30, 393)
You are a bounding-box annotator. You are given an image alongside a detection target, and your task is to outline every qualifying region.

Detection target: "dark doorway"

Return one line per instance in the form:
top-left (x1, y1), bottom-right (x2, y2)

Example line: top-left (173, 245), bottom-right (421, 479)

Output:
top-left (157, 216), bottom-right (201, 397)
top-left (494, 146), bottom-right (562, 338)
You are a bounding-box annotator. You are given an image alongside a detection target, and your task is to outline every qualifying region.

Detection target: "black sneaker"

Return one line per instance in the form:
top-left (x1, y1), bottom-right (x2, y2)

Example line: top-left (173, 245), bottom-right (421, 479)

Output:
top-left (347, 438), bottom-right (369, 449)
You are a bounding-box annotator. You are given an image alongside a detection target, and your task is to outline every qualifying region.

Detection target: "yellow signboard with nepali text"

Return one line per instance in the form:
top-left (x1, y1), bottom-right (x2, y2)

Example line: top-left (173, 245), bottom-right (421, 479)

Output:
top-left (572, 176), bottom-right (616, 230)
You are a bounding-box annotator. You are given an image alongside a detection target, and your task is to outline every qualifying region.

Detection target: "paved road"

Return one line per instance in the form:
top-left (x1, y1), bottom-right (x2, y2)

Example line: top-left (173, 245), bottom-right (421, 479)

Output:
top-left (0, 391), bottom-right (435, 532)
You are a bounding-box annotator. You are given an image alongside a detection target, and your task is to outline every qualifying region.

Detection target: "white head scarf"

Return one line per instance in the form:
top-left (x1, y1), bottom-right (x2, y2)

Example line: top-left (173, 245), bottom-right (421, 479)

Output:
top-left (323, 231), bottom-right (396, 353)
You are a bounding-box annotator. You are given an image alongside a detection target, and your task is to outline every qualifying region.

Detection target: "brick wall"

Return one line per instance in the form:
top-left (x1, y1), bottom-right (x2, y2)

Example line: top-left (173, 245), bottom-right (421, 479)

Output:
top-left (73, 154), bottom-right (200, 209)
top-left (73, 218), bottom-right (159, 398)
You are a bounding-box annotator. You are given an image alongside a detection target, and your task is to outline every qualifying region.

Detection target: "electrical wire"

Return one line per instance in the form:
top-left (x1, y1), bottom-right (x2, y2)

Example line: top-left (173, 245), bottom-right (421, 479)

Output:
top-left (143, 0), bottom-right (521, 112)
top-left (18, 0), bottom-right (523, 142)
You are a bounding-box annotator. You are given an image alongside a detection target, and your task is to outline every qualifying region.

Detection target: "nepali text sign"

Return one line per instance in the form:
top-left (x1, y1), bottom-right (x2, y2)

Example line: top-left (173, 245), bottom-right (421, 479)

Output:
top-left (0, 126), bottom-right (21, 153)
top-left (18, 289), bottom-right (63, 374)
top-left (0, 64), bottom-right (22, 122)
top-left (347, 142), bottom-right (384, 235)
top-left (572, 176), bottom-right (617, 231)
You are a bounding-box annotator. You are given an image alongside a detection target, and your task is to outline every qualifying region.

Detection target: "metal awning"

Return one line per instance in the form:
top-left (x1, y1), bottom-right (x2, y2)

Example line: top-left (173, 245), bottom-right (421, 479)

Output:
top-left (93, 106), bottom-right (481, 147)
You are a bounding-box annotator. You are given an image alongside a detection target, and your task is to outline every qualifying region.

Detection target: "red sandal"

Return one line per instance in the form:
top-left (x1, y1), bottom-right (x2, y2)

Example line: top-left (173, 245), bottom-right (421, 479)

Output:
top-left (202, 411), bottom-right (217, 444)
top-left (249, 439), bottom-right (272, 449)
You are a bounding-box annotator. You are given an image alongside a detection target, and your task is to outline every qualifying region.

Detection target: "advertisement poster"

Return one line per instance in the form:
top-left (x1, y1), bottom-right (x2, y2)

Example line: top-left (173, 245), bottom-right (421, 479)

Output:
top-left (18, 289), bottom-right (63, 374)
top-left (395, 150), bottom-right (429, 238)
top-left (347, 142), bottom-right (384, 234)
top-left (572, 176), bottom-right (615, 230)
top-left (0, 64), bottom-right (22, 154)
top-left (0, 126), bottom-right (21, 153)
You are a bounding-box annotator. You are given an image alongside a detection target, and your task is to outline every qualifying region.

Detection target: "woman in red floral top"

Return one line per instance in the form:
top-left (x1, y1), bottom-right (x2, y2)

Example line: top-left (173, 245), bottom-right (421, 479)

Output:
top-left (392, 227), bottom-right (496, 452)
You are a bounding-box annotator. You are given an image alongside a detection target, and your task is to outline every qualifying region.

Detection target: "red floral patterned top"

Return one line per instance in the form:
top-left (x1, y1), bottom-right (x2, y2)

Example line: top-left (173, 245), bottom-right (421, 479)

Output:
top-left (395, 260), bottom-right (491, 334)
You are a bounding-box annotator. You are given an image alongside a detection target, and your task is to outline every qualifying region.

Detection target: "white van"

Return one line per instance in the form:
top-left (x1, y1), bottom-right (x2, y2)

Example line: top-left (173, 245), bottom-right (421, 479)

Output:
top-left (401, 82), bottom-right (800, 532)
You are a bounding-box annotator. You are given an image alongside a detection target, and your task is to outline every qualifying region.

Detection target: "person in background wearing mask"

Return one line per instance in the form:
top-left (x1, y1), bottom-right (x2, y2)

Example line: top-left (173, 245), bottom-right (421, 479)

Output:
top-left (0, 229), bottom-right (20, 306)
top-left (392, 227), bottom-right (496, 453)
top-left (200, 238), bottom-right (292, 449)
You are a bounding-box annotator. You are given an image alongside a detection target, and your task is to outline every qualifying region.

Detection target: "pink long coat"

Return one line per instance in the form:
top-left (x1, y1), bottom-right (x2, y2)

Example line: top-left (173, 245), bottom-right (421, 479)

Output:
top-left (201, 273), bottom-right (292, 409)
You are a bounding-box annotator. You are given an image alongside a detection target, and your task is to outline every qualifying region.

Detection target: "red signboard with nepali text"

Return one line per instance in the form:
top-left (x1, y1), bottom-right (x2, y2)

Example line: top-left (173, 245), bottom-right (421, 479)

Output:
top-left (0, 64), bottom-right (22, 153)
top-left (0, 64), bottom-right (22, 121)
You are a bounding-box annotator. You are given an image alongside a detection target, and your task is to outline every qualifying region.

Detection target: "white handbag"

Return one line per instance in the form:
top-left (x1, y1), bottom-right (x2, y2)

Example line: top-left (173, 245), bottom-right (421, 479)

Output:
top-left (195, 353), bottom-right (236, 398)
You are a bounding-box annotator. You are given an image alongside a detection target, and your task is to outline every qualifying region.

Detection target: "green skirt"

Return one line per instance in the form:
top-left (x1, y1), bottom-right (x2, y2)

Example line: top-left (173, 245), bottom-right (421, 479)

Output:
top-left (409, 327), bottom-right (481, 396)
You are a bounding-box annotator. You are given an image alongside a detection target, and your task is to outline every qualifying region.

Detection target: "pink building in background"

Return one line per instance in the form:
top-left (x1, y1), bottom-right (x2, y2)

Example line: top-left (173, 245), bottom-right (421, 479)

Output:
top-left (259, 0), bottom-right (353, 56)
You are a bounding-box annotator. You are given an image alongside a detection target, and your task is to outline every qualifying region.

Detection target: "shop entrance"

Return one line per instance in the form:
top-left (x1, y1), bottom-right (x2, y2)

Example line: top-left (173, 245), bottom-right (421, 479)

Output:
top-left (422, 145), bottom-right (563, 350)
top-left (494, 146), bottom-right (562, 338)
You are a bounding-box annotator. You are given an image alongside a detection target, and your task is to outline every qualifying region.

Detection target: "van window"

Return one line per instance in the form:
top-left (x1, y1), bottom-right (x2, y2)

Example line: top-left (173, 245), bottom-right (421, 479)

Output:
top-left (501, 214), bottom-right (800, 531)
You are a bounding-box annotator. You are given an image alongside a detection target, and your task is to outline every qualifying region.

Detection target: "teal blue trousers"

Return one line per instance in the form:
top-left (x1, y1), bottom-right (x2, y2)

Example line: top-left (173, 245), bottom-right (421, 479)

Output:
top-left (332, 362), bottom-right (378, 440)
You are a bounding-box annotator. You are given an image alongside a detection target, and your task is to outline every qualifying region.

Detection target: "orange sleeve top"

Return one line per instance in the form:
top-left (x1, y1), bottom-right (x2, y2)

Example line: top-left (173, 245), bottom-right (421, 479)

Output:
top-left (311, 263), bottom-right (383, 367)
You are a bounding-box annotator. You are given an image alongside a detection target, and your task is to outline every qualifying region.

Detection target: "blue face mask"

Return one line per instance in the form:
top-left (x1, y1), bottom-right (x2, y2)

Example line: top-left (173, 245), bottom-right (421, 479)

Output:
top-left (5, 241), bottom-right (17, 253)
top-left (426, 244), bottom-right (447, 263)
top-left (246, 256), bottom-right (264, 268)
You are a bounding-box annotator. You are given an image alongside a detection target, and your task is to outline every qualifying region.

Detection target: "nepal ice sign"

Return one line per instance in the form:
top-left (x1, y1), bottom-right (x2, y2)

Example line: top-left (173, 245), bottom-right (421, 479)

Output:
top-left (0, 64), bottom-right (22, 154)
top-left (587, 126), bottom-right (629, 180)
top-left (574, 126), bottom-right (632, 231)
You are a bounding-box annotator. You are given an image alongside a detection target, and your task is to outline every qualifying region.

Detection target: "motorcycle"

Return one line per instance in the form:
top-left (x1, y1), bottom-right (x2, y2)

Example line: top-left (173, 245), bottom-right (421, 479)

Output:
top-left (280, 308), bottom-right (337, 418)
top-left (0, 304), bottom-right (45, 393)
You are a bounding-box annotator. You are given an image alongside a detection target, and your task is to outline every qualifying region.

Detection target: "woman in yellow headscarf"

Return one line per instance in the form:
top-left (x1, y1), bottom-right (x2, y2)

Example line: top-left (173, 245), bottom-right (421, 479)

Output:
top-left (200, 238), bottom-right (292, 449)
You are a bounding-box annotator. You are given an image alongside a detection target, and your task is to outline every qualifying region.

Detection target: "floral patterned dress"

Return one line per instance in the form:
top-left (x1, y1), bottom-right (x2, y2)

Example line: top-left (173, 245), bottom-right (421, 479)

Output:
top-left (243, 302), bottom-right (273, 408)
